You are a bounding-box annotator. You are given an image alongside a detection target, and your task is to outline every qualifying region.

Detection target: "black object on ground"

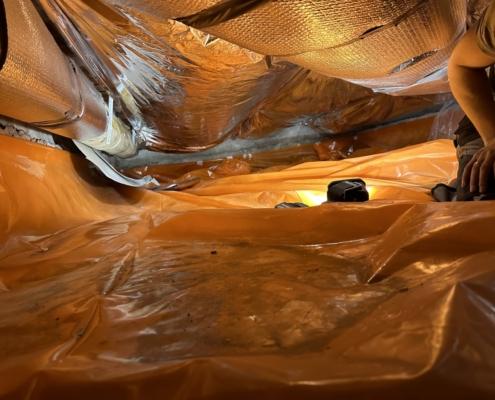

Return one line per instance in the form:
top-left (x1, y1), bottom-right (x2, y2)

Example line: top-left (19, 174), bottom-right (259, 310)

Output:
top-left (327, 179), bottom-right (369, 202)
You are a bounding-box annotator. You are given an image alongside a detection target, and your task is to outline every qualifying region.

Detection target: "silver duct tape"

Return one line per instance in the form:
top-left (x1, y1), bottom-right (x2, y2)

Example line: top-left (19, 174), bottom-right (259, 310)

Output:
top-left (79, 97), bottom-right (138, 157)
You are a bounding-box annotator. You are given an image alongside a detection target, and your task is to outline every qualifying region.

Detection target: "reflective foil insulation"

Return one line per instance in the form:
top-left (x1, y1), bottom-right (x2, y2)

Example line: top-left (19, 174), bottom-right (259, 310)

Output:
top-left (105, 0), bottom-right (467, 91)
top-left (7, 0), bottom-right (476, 152)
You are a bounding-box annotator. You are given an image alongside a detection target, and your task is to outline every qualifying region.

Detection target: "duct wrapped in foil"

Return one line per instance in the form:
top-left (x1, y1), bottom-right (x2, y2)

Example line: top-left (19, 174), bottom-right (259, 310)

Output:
top-left (0, 0), bottom-right (137, 156)
top-left (0, 0), bottom-right (107, 141)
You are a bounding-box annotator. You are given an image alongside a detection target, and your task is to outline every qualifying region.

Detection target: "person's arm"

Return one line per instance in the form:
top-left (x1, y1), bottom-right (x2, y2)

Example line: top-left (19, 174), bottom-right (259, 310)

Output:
top-left (448, 28), bottom-right (495, 193)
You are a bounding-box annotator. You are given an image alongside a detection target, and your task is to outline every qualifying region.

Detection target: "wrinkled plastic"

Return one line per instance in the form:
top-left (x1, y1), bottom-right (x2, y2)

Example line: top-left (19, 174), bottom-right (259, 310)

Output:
top-left (6, 134), bottom-right (495, 399)
top-left (429, 101), bottom-right (466, 141)
top-left (235, 70), bottom-right (447, 139)
top-left (125, 115), bottom-right (438, 188)
top-left (38, 0), bottom-right (450, 153)
top-left (124, 144), bottom-right (319, 190)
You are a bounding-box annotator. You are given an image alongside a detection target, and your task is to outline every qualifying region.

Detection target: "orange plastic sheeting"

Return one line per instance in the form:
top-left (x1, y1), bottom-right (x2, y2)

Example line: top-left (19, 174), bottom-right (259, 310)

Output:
top-left (4, 135), bottom-right (495, 399)
top-left (0, 134), bottom-right (456, 238)
top-left (185, 137), bottom-right (456, 205)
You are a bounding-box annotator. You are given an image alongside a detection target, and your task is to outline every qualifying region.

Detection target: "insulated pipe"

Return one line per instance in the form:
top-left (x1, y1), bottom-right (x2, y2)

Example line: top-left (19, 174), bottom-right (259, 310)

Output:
top-left (0, 0), bottom-right (135, 156)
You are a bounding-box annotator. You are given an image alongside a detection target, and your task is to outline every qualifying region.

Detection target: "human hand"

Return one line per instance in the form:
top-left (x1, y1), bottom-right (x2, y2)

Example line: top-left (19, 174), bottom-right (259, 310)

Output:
top-left (462, 141), bottom-right (495, 193)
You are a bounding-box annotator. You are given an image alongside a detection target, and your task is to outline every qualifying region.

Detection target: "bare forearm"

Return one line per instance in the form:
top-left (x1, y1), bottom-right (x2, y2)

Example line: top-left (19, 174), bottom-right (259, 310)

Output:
top-left (448, 16), bottom-right (495, 194)
top-left (449, 64), bottom-right (495, 145)
top-left (448, 26), bottom-right (495, 144)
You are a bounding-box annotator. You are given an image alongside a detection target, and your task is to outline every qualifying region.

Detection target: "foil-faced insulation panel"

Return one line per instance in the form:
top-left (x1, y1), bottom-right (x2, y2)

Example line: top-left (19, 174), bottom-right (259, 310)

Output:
top-left (0, 0), bottom-right (108, 141)
top-left (104, 0), bottom-right (468, 92)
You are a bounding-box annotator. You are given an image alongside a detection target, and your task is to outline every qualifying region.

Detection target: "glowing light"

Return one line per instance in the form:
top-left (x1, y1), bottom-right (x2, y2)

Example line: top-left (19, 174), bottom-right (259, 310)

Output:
top-left (296, 190), bottom-right (327, 206)
top-left (297, 185), bottom-right (378, 205)
top-left (367, 185), bottom-right (377, 199)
